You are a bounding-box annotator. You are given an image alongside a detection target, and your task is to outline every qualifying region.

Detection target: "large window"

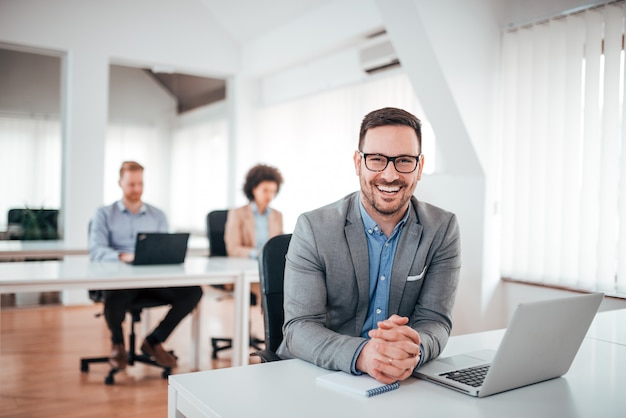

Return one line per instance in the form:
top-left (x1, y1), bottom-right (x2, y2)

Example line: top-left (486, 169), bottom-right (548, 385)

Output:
top-left (104, 108), bottom-right (229, 235)
top-left (169, 108), bottom-right (229, 233)
top-left (499, 1), bottom-right (625, 296)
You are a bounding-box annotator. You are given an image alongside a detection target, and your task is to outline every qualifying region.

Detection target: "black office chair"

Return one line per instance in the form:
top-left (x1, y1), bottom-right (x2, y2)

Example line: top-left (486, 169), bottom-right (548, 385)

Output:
top-left (206, 210), bottom-right (228, 257)
top-left (206, 210), bottom-right (263, 359)
top-left (251, 233), bottom-right (292, 363)
top-left (79, 290), bottom-right (176, 385)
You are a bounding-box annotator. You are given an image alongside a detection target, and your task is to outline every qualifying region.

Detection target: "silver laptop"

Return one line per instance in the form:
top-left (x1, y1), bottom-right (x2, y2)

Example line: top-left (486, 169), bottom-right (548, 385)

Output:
top-left (414, 292), bottom-right (603, 397)
top-left (132, 232), bottom-right (189, 265)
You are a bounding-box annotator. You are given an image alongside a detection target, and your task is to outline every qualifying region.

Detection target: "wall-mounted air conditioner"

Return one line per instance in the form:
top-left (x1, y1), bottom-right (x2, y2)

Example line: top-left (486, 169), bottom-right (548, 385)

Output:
top-left (358, 32), bottom-right (400, 75)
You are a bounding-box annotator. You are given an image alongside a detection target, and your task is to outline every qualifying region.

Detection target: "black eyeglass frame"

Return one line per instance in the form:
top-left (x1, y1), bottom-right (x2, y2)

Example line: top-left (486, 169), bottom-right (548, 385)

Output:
top-left (358, 152), bottom-right (422, 174)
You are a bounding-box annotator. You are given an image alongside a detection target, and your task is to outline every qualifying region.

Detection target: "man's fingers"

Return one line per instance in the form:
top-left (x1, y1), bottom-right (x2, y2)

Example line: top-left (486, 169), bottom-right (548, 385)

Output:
top-left (369, 325), bottom-right (421, 346)
top-left (372, 356), bottom-right (418, 382)
top-left (377, 315), bottom-right (409, 329)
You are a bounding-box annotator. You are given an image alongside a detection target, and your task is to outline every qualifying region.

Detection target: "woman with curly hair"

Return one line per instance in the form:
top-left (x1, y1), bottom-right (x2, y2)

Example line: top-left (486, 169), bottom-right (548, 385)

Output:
top-left (224, 164), bottom-right (284, 259)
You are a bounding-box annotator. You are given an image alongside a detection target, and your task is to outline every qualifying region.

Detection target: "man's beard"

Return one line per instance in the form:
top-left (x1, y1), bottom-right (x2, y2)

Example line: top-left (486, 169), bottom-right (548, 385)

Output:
top-left (361, 179), bottom-right (411, 216)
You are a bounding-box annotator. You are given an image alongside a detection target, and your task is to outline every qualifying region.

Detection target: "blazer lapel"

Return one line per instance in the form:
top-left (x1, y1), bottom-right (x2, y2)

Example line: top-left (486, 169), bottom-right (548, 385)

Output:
top-left (389, 199), bottom-right (422, 314)
top-left (242, 207), bottom-right (256, 246)
top-left (344, 193), bottom-right (370, 333)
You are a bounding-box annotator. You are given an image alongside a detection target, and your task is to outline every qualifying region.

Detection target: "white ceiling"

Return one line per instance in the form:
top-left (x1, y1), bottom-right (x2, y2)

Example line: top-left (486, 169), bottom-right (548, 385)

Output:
top-left (198, 0), bottom-right (616, 45)
top-left (199, 0), bottom-right (335, 45)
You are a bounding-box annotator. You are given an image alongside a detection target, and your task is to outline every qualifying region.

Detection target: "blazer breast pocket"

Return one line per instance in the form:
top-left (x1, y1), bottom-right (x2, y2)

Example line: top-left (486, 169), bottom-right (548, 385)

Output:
top-left (407, 266), bottom-right (427, 282)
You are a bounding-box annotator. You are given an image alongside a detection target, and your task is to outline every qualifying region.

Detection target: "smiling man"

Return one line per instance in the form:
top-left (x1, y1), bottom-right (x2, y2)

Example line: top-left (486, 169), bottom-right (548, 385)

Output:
top-left (277, 107), bottom-right (461, 385)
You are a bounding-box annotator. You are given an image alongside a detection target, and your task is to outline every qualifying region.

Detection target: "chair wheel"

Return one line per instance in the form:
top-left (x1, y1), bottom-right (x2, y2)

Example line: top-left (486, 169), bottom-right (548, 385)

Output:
top-left (105, 375), bottom-right (115, 385)
top-left (162, 369), bottom-right (170, 379)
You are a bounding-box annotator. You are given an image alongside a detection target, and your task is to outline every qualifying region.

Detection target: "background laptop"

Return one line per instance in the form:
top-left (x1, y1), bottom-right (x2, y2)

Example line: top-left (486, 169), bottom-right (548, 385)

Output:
top-left (414, 292), bottom-right (603, 398)
top-left (132, 232), bottom-right (189, 265)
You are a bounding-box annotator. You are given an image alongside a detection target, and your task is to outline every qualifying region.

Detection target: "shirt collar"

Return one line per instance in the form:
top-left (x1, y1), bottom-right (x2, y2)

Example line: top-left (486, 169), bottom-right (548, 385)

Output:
top-left (358, 198), bottom-right (410, 236)
top-left (117, 200), bottom-right (146, 214)
top-left (251, 201), bottom-right (271, 216)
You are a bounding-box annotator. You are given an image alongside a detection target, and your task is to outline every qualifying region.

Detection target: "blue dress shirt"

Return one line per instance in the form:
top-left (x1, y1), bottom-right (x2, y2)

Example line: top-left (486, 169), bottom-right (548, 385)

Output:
top-left (249, 202), bottom-right (271, 259)
top-left (350, 200), bottom-right (409, 373)
top-left (359, 201), bottom-right (408, 337)
top-left (89, 200), bottom-right (168, 261)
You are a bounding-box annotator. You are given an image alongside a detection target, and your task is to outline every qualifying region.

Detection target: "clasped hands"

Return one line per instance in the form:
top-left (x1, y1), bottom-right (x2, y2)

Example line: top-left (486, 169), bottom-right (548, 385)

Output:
top-left (356, 314), bottom-right (421, 384)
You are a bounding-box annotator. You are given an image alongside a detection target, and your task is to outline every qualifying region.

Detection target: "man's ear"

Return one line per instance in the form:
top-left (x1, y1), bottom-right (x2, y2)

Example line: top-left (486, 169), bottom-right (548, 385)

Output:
top-left (416, 154), bottom-right (425, 181)
top-left (353, 150), bottom-right (362, 176)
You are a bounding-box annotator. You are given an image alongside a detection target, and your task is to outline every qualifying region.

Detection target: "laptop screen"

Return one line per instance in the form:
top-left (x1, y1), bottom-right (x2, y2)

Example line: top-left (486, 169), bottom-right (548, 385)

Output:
top-left (132, 232), bottom-right (190, 265)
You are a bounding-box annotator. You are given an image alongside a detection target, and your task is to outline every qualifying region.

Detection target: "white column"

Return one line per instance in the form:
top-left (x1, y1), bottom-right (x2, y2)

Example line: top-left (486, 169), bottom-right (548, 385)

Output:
top-left (61, 49), bottom-right (108, 305)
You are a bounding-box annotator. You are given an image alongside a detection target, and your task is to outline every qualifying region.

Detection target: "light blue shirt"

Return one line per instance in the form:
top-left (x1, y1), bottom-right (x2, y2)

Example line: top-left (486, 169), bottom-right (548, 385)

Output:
top-left (88, 200), bottom-right (168, 262)
top-left (359, 200), bottom-right (409, 337)
top-left (350, 199), bottom-right (409, 373)
top-left (249, 202), bottom-right (271, 259)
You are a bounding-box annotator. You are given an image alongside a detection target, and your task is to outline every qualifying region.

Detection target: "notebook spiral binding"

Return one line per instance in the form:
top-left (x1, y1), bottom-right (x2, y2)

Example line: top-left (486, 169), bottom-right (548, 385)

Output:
top-left (366, 381), bottom-right (400, 397)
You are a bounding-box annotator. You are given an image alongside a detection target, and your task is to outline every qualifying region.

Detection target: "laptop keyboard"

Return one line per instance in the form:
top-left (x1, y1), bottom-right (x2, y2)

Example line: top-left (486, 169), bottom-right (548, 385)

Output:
top-left (440, 365), bottom-right (490, 387)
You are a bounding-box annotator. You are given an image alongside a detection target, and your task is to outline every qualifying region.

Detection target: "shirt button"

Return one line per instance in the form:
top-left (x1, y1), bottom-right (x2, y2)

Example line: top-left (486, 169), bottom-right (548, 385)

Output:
top-left (376, 308), bottom-right (382, 314)
top-left (380, 275), bottom-right (385, 281)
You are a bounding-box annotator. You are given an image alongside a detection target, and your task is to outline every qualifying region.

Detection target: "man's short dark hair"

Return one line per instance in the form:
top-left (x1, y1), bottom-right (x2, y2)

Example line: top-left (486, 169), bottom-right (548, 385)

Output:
top-left (358, 107), bottom-right (422, 151)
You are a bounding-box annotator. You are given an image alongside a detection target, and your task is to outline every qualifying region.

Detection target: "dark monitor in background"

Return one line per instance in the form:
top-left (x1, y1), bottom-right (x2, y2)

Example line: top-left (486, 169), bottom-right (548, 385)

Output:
top-left (7, 208), bottom-right (59, 240)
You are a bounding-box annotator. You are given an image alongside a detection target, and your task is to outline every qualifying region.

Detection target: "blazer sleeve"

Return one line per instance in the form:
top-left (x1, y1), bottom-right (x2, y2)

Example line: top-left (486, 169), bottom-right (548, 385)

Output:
top-left (278, 212), bottom-right (366, 373)
top-left (224, 207), bottom-right (254, 258)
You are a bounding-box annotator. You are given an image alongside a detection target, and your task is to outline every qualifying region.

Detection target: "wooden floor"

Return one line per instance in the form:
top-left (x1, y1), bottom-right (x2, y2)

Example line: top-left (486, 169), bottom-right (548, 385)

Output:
top-left (0, 286), bottom-right (264, 418)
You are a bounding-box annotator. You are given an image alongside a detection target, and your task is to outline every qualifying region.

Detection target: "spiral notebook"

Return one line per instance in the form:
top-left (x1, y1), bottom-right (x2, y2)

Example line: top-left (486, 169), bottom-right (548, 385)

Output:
top-left (316, 371), bottom-right (399, 397)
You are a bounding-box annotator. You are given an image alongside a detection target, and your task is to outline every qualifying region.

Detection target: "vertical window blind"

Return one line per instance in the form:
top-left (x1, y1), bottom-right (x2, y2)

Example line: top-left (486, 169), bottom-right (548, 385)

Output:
top-left (105, 115), bottom-right (229, 234)
top-left (499, 1), bottom-right (626, 296)
top-left (0, 116), bottom-right (62, 226)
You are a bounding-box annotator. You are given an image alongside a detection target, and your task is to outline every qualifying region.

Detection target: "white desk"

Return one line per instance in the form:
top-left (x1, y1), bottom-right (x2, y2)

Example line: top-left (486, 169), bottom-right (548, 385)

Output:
top-left (0, 255), bottom-right (259, 368)
top-left (587, 309), bottom-right (626, 346)
top-left (168, 309), bottom-right (626, 418)
top-left (0, 236), bottom-right (209, 260)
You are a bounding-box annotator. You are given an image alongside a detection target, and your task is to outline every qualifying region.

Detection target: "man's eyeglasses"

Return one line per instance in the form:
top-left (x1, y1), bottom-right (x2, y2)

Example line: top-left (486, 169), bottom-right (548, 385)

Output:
top-left (359, 152), bottom-right (422, 174)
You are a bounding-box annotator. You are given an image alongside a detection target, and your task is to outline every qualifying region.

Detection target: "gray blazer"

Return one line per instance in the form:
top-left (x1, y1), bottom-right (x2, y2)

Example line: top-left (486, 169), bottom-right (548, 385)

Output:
top-left (277, 192), bottom-right (461, 374)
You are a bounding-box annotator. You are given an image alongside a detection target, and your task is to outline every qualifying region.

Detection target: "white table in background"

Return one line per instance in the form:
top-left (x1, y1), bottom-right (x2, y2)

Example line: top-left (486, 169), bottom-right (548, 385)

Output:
top-left (0, 240), bottom-right (87, 260)
top-left (168, 309), bottom-right (626, 418)
top-left (0, 255), bottom-right (258, 369)
top-left (0, 236), bottom-right (209, 260)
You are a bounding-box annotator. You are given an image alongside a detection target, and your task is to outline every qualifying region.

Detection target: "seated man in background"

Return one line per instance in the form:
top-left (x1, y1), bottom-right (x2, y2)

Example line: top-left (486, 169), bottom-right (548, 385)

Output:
top-left (89, 160), bottom-right (203, 369)
top-left (277, 107), bottom-right (461, 384)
